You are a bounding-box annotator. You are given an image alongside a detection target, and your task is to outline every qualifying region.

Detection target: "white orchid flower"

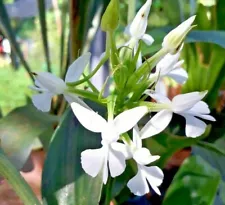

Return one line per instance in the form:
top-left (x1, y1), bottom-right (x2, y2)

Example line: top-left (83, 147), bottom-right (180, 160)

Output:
top-left (127, 125), bottom-right (163, 196)
top-left (71, 102), bottom-right (148, 184)
top-left (150, 46), bottom-right (188, 95)
top-left (124, 0), bottom-right (154, 67)
top-left (141, 91), bottom-right (215, 138)
top-left (162, 16), bottom-right (196, 53)
top-left (30, 53), bottom-right (91, 112)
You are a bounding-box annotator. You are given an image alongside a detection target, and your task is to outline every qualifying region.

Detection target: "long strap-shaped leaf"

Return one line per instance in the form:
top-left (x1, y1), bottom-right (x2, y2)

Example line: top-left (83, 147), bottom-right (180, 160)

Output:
top-left (0, 149), bottom-right (40, 205)
top-left (0, 1), bottom-right (34, 81)
top-left (42, 104), bottom-right (105, 205)
top-left (37, 0), bottom-right (52, 73)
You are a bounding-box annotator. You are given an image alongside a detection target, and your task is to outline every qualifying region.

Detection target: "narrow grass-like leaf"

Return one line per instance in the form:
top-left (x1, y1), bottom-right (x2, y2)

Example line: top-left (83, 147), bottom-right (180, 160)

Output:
top-left (0, 1), bottom-right (34, 81)
top-left (0, 149), bottom-right (41, 205)
top-left (37, 0), bottom-right (52, 72)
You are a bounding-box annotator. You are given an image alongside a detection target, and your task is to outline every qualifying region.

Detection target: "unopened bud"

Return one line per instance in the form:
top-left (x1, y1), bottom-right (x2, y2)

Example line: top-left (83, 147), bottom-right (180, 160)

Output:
top-left (129, 0), bottom-right (152, 39)
top-left (162, 16), bottom-right (196, 53)
top-left (101, 0), bottom-right (120, 32)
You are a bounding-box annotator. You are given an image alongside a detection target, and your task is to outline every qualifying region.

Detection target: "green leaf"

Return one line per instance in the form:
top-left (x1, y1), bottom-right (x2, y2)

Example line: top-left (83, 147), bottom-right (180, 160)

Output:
top-left (163, 156), bottom-right (221, 205)
top-left (187, 30), bottom-right (225, 49)
top-left (151, 28), bottom-right (225, 49)
top-left (216, 0), bottom-right (225, 30)
top-left (197, 141), bottom-right (225, 156)
top-left (220, 181), bottom-right (225, 204)
top-left (0, 148), bottom-right (41, 205)
top-left (37, 0), bottom-right (52, 72)
top-left (0, 1), bottom-right (34, 81)
top-left (0, 104), bottom-right (58, 170)
top-left (42, 104), bottom-right (105, 205)
top-left (144, 132), bottom-right (202, 168)
top-left (193, 137), bottom-right (225, 205)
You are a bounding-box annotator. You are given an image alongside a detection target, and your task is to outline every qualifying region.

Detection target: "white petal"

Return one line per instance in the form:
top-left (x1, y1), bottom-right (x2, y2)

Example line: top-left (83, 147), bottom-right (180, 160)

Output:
top-left (144, 90), bottom-right (171, 104)
top-left (174, 59), bottom-right (184, 68)
top-left (32, 92), bottom-right (54, 112)
top-left (172, 91), bottom-right (207, 113)
top-left (167, 68), bottom-right (188, 84)
top-left (35, 72), bottom-right (66, 94)
top-left (127, 167), bottom-right (149, 196)
top-left (198, 114), bottom-right (216, 121)
top-left (34, 79), bottom-right (46, 90)
top-left (136, 50), bottom-right (142, 69)
top-left (142, 166), bottom-right (163, 195)
top-left (133, 148), bottom-right (160, 165)
top-left (103, 156), bottom-right (109, 184)
top-left (64, 93), bottom-right (90, 109)
top-left (113, 106), bottom-right (148, 134)
top-left (65, 52), bottom-right (91, 83)
top-left (29, 85), bottom-right (46, 92)
top-left (111, 142), bottom-right (131, 159)
top-left (101, 121), bottom-right (120, 142)
top-left (103, 145), bottom-right (109, 184)
top-left (81, 148), bottom-right (105, 178)
top-left (133, 125), bottom-right (142, 149)
top-left (188, 101), bottom-right (210, 114)
top-left (182, 114), bottom-right (207, 137)
top-left (108, 146), bottom-right (126, 177)
top-left (141, 110), bottom-right (173, 139)
top-left (155, 79), bottom-right (167, 96)
top-left (156, 52), bottom-right (180, 76)
top-left (71, 102), bottom-right (107, 133)
top-left (142, 34), bottom-right (154, 45)
top-left (129, 0), bottom-right (152, 38)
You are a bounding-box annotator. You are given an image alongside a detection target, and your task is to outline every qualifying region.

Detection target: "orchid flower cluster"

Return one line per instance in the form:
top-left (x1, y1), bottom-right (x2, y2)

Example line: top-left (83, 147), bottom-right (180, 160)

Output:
top-left (30, 0), bottom-right (215, 197)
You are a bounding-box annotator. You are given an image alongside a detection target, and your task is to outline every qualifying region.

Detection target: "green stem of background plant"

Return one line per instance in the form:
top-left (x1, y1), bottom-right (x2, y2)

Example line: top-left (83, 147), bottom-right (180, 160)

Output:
top-left (0, 151), bottom-right (41, 205)
top-left (68, 88), bottom-right (107, 104)
top-left (126, 48), bottom-right (168, 88)
top-left (127, 0), bottom-right (136, 23)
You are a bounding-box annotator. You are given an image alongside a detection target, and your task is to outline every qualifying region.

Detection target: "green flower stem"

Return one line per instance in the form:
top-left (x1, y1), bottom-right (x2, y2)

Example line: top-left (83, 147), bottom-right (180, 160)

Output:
top-left (104, 176), bottom-right (113, 205)
top-left (108, 31), bottom-right (119, 67)
top-left (82, 73), bottom-right (100, 94)
top-left (121, 133), bottom-right (132, 145)
top-left (0, 151), bottom-right (41, 205)
top-left (68, 88), bottom-right (107, 104)
top-left (129, 101), bottom-right (170, 112)
top-left (126, 48), bottom-right (168, 88)
top-left (107, 95), bottom-right (117, 120)
top-left (127, 0), bottom-right (136, 23)
top-left (66, 54), bottom-right (109, 86)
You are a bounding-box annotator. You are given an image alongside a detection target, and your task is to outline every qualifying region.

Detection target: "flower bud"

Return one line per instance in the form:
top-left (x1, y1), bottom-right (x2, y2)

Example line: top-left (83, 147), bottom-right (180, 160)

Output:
top-left (101, 0), bottom-right (120, 32)
top-left (162, 16), bottom-right (196, 53)
top-left (129, 0), bottom-right (152, 39)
